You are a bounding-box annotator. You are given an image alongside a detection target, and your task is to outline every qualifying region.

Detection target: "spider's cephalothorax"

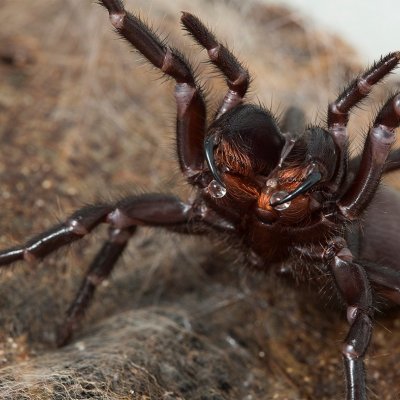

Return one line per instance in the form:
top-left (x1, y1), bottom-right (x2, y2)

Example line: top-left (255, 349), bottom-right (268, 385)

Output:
top-left (1, 1), bottom-right (400, 399)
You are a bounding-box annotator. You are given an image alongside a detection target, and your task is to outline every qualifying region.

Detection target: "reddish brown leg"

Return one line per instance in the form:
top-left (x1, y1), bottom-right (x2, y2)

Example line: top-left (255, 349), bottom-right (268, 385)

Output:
top-left (98, 0), bottom-right (207, 183)
top-left (0, 204), bottom-right (113, 265)
top-left (57, 226), bottom-right (136, 346)
top-left (0, 195), bottom-right (194, 268)
top-left (280, 106), bottom-right (306, 134)
top-left (363, 262), bottom-right (400, 304)
top-left (338, 93), bottom-right (400, 219)
top-left (328, 52), bottom-right (400, 189)
top-left (326, 238), bottom-right (373, 400)
top-left (0, 193), bottom-right (232, 344)
top-left (181, 12), bottom-right (250, 118)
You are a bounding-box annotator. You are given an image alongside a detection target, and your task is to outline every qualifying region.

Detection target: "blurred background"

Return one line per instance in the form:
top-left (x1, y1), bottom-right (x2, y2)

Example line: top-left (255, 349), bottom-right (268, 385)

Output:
top-left (272, 0), bottom-right (400, 62)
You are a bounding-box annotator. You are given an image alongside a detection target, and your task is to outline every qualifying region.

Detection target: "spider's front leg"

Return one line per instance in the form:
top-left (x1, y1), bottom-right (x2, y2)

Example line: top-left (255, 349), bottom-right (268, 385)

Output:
top-left (181, 13), bottom-right (250, 118)
top-left (338, 92), bottom-right (400, 219)
top-left (99, 0), bottom-right (207, 183)
top-left (57, 194), bottom-right (233, 345)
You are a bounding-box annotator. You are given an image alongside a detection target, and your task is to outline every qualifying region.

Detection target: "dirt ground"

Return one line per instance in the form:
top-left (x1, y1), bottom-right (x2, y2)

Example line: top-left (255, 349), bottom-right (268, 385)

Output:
top-left (0, 0), bottom-right (400, 399)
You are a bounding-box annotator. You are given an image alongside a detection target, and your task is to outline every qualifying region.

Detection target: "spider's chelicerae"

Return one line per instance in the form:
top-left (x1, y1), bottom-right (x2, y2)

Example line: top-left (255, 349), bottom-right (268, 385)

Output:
top-left (1, 1), bottom-right (400, 398)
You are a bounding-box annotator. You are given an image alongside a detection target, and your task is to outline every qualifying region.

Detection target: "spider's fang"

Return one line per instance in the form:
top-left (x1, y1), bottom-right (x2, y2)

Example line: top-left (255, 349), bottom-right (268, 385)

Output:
top-left (204, 132), bottom-right (225, 188)
top-left (270, 170), bottom-right (322, 207)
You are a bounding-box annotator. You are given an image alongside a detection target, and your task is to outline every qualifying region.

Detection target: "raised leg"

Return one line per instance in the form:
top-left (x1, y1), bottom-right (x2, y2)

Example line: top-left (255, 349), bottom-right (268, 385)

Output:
top-left (181, 12), bottom-right (250, 118)
top-left (338, 92), bottom-right (400, 219)
top-left (98, 0), bottom-right (207, 184)
top-left (325, 238), bottom-right (373, 400)
top-left (328, 52), bottom-right (400, 189)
